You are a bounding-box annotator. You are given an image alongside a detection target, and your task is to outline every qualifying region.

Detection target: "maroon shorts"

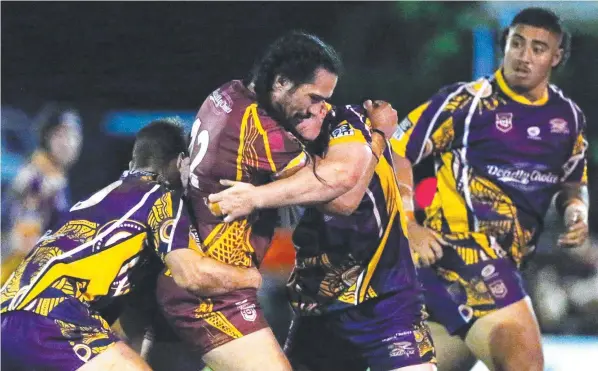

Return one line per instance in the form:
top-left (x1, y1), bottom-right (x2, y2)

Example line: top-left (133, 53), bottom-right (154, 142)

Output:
top-left (155, 274), bottom-right (269, 356)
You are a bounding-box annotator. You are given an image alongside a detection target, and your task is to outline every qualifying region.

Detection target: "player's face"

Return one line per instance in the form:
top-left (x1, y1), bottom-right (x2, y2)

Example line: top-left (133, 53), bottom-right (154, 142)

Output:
top-left (503, 25), bottom-right (563, 93)
top-left (49, 124), bottom-right (82, 168)
top-left (294, 102), bottom-right (328, 141)
top-left (272, 67), bottom-right (337, 129)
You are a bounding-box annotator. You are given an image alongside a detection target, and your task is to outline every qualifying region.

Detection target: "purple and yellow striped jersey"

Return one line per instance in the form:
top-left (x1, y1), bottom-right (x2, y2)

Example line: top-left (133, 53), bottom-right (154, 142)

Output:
top-left (391, 69), bottom-right (588, 264)
top-left (1, 170), bottom-right (199, 322)
top-left (289, 105), bottom-right (419, 315)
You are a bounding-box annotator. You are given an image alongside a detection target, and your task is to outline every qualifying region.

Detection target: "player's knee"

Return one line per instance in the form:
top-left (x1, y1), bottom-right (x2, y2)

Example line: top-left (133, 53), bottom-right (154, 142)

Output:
top-left (489, 321), bottom-right (544, 371)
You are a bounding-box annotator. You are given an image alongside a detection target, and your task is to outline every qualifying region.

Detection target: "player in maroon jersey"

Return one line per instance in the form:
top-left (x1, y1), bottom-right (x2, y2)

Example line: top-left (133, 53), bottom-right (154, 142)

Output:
top-left (156, 31), bottom-right (344, 371)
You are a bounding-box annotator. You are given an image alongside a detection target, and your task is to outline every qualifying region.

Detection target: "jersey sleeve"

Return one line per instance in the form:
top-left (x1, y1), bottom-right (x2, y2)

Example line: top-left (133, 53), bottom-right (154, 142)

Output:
top-left (562, 108), bottom-right (588, 185)
top-left (328, 105), bottom-right (370, 147)
top-left (147, 189), bottom-right (201, 262)
top-left (391, 82), bottom-right (468, 164)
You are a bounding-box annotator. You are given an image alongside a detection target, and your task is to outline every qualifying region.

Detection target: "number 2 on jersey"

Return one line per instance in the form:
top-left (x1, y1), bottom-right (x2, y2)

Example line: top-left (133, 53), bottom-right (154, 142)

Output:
top-left (189, 118), bottom-right (210, 188)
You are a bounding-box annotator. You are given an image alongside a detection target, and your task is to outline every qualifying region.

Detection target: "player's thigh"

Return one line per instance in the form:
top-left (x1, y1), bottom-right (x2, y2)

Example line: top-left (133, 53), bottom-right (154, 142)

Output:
top-left (427, 321), bottom-right (476, 371)
top-left (76, 341), bottom-right (151, 371)
top-left (465, 297), bottom-right (543, 371)
top-left (202, 327), bottom-right (291, 371)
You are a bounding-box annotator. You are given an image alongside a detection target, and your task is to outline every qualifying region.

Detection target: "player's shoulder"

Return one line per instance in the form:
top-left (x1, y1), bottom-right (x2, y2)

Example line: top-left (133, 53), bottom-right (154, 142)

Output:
top-left (328, 104), bottom-right (370, 142)
top-left (548, 84), bottom-right (587, 130)
top-left (549, 84), bottom-right (584, 113)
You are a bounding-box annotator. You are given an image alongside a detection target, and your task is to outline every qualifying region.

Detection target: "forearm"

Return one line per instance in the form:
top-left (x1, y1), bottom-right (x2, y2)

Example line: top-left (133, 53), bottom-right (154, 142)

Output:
top-left (253, 143), bottom-right (371, 209)
top-left (555, 183), bottom-right (589, 220)
top-left (166, 250), bottom-right (259, 296)
top-left (319, 133), bottom-right (386, 215)
top-left (392, 151), bottom-right (416, 222)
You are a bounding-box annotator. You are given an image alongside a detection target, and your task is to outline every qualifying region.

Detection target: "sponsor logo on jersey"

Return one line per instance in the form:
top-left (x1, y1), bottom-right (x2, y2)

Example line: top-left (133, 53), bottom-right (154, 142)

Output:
top-left (527, 126), bottom-right (541, 140)
top-left (388, 341), bottom-right (416, 358)
top-left (550, 118), bottom-right (569, 134)
top-left (486, 165), bottom-right (559, 186)
top-left (495, 113), bottom-right (513, 133)
top-left (331, 123), bottom-right (354, 138)
top-left (209, 89), bottom-right (233, 114)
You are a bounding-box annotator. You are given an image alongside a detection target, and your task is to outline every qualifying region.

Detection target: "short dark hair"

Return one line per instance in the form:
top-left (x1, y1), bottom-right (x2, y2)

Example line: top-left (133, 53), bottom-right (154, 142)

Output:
top-left (249, 31), bottom-right (342, 107)
top-left (500, 7), bottom-right (571, 67)
top-left (132, 118), bottom-right (187, 169)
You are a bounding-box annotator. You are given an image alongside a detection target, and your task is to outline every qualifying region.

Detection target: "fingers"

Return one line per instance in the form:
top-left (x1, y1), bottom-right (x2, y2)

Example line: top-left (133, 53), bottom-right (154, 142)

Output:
top-left (220, 179), bottom-right (237, 187)
top-left (558, 229), bottom-right (589, 247)
top-left (429, 239), bottom-right (444, 261)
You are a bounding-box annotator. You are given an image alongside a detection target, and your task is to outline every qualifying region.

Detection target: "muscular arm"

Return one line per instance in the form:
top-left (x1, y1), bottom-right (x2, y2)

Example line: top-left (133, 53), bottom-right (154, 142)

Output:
top-left (318, 132), bottom-right (386, 216)
top-left (165, 249), bottom-right (261, 297)
top-left (252, 141), bottom-right (372, 209)
top-left (391, 150), bottom-right (416, 221)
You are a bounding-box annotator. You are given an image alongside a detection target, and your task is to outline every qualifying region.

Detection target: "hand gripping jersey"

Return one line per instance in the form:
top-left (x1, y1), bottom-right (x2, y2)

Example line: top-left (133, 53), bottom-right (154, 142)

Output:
top-left (187, 80), bottom-right (305, 267)
top-left (1, 170), bottom-right (199, 324)
top-left (392, 69), bottom-right (588, 265)
top-left (288, 105), bottom-right (420, 315)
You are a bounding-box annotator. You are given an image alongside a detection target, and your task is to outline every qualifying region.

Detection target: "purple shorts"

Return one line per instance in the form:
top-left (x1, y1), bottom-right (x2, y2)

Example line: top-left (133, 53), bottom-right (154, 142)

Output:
top-left (284, 291), bottom-right (436, 371)
top-left (1, 311), bottom-right (119, 371)
top-left (419, 250), bottom-right (527, 336)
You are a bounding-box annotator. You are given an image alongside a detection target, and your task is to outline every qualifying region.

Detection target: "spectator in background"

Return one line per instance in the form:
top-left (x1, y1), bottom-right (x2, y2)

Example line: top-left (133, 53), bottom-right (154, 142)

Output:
top-left (1, 106), bottom-right (83, 284)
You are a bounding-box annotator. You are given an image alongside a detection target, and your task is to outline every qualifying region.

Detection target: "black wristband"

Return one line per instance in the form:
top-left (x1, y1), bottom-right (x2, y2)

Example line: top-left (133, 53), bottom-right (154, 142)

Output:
top-left (371, 128), bottom-right (386, 139)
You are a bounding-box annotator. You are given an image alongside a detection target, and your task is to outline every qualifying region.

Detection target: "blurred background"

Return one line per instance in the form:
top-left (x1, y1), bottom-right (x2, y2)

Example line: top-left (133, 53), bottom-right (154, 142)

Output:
top-left (2, 2), bottom-right (596, 370)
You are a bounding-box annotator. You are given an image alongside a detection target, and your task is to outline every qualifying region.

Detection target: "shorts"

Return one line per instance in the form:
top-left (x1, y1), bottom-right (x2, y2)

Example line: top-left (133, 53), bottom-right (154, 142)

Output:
top-left (419, 234), bottom-right (527, 336)
top-left (284, 291), bottom-right (436, 371)
top-left (1, 310), bottom-right (119, 371)
top-left (156, 273), bottom-right (269, 356)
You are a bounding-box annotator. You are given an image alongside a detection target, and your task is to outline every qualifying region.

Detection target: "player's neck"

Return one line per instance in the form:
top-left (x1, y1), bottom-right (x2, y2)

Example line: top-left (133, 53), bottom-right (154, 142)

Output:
top-left (512, 82), bottom-right (549, 103)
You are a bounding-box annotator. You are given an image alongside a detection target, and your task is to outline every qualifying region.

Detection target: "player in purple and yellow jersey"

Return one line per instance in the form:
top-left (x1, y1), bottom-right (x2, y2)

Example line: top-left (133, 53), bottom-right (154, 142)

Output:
top-left (1, 120), bottom-right (261, 371)
top-left (391, 8), bottom-right (589, 371)
top-left (155, 31), bottom-right (342, 371)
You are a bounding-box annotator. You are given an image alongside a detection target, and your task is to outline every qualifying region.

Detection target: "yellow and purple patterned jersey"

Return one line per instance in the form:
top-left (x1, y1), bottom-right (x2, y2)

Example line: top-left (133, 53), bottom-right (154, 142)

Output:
top-left (1, 170), bottom-right (199, 323)
top-left (289, 105), bottom-right (419, 315)
top-left (392, 69), bottom-right (588, 265)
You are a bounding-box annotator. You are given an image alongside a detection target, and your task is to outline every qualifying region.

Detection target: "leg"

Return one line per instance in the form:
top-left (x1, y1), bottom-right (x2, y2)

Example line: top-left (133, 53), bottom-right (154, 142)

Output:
top-left (76, 341), bottom-right (151, 371)
top-left (465, 297), bottom-right (543, 371)
top-left (202, 327), bottom-right (291, 371)
top-left (427, 321), bottom-right (476, 371)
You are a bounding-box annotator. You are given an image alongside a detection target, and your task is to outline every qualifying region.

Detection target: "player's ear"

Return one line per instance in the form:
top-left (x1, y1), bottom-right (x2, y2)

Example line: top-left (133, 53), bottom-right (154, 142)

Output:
top-left (552, 48), bottom-right (563, 68)
top-left (273, 74), bottom-right (292, 92)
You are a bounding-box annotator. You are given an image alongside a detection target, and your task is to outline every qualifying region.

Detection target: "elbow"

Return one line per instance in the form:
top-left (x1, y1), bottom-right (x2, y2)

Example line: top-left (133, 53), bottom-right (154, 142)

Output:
top-left (331, 167), bottom-right (361, 194)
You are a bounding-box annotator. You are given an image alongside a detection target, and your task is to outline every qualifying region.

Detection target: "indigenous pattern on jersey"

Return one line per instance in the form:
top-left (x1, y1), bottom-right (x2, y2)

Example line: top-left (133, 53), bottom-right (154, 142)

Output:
top-left (156, 80), bottom-right (304, 355)
top-left (288, 105), bottom-right (419, 315)
top-left (187, 80), bottom-right (305, 267)
top-left (1, 170), bottom-right (199, 323)
top-left (392, 69), bottom-right (588, 266)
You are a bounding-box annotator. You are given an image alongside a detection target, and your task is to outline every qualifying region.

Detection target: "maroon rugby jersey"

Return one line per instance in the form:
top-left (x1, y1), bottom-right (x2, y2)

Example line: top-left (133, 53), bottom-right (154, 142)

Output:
top-left (187, 80), bottom-right (305, 267)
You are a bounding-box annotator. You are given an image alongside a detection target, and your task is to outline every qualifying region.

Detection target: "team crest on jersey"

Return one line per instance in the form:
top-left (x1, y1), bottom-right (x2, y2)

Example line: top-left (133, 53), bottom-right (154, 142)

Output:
top-left (549, 118), bottom-right (569, 134)
top-left (331, 123), bottom-right (354, 138)
top-left (495, 113), bottom-right (513, 133)
top-left (488, 280), bottom-right (508, 299)
top-left (236, 299), bottom-right (257, 322)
